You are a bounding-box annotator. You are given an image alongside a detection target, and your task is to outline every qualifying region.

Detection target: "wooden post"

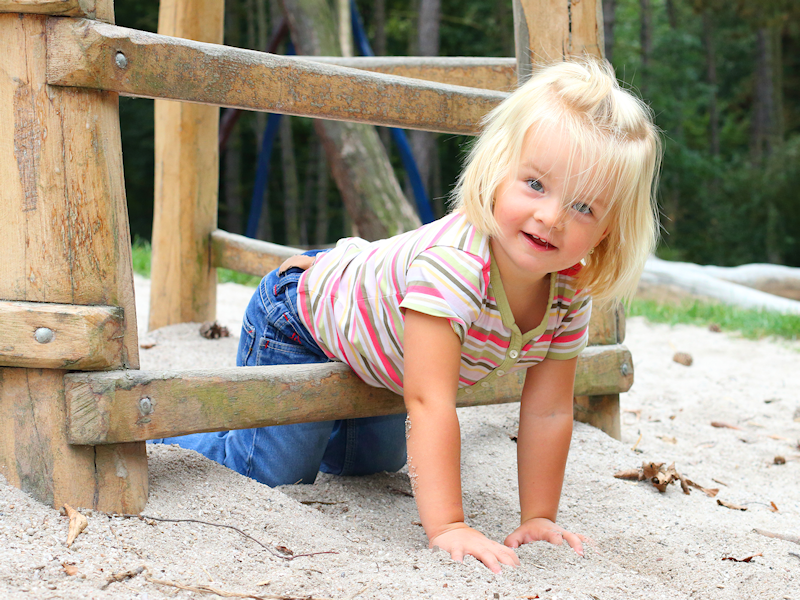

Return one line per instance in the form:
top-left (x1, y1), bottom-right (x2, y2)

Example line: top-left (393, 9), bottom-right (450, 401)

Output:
top-left (0, 13), bottom-right (147, 511)
top-left (513, 0), bottom-right (621, 440)
top-left (148, 0), bottom-right (224, 330)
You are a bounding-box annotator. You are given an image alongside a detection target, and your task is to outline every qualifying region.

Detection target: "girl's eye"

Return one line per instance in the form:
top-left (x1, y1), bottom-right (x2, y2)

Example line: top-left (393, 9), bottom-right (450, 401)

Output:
top-left (527, 179), bottom-right (544, 193)
top-left (573, 201), bottom-right (592, 215)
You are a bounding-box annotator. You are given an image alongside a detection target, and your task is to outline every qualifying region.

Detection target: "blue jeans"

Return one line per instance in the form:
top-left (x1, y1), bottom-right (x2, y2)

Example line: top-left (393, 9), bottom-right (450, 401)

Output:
top-left (151, 252), bottom-right (407, 487)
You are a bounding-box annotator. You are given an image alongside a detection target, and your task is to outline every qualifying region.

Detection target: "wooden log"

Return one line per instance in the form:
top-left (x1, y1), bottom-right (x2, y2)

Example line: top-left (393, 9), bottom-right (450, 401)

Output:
top-left (65, 344), bottom-right (633, 445)
top-left (299, 56), bottom-right (517, 91)
top-left (588, 301), bottom-right (625, 346)
top-left (147, 0), bottom-right (224, 330)
top-left (0, 0), bottom-right (112, 21)
top-left (0, 14), bottom-right (146, 512)
top-left (210, 230), bottom-right (302, 277)
top-left (574, 394), bottom-right (621, 440)
top-left (45, 19), bottom-right (508, 136)
top-left (0, 301), bottom-right (124, 370)
top-left (513, 0), bottom-right (603, 69)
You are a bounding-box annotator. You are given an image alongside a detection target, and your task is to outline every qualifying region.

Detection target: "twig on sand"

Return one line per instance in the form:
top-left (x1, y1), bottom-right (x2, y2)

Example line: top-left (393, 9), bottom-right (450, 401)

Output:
top-left (114, 514), bottom-right (337, 561)
top-left (753, 529), bottom-right (800, 545)
top-left (143, 568), bottom-right (332, 600)
top-left (101, 566), bottom-right (145, 589)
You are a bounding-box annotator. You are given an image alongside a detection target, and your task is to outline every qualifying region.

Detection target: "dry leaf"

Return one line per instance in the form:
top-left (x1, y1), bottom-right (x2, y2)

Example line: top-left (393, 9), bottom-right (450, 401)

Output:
top-left (673, 352), bottom-right (693, 366)
top-left (274, 545), bottom-right (293, 556)
top-left (717, 499), bottom-right (747, 511)
top-left (685, 479), bottom-right (719, 497)
top-left (708, 323), bottom-right (721, 332)
top-left (139, 341), bottom-right (157, 349)
top-left (770, 502), bottom-right (779, 512)
top-left (774, 456), bottom-right (786, 465)
top-left (62, 562), bottom-right (79, 576)
top-left (614, 468), bottom-right (645, 481)
top-left (64, 504), bottom-right (87, 547)
top-left (255, 580), bottom-right (271, 586)
top-left (722, 553), bottom-right (761, 563)
top-left (642, 462), bottom-right (665, 480)
top-left (711, 421), bottom-right (742, 430)
top-left (658, 435), bottom-right (678, 444)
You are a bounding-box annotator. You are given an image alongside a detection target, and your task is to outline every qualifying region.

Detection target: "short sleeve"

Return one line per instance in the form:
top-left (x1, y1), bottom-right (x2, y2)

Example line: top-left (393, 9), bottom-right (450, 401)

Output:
top-left (545, 290), bottom-right (592, 360)
top-left (399, 246), bottom-right (487, 343)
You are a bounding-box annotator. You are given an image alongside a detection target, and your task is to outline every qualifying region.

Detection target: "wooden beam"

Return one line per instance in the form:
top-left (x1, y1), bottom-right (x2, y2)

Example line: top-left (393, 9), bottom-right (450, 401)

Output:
top-left (0, 301), bottom-right (124, 370)
top-left (0, 14), bottom-right (145, 513)
top-left (66, 344), bottom-right (632, 445)
top-left (301, 56), bottom-right (517, 91)
top-left (45, 19), bottom-right (508, 135)
top-left (574, 394), bottom-right (621, 440)
top-left (210, 230), bottom-right (302, 278)
top-left (588, 301), bottom-right (625, 346)
top-left (0, 0), bottom-right (113, 21)
top-left (147, 0), bottom-right (224, 331)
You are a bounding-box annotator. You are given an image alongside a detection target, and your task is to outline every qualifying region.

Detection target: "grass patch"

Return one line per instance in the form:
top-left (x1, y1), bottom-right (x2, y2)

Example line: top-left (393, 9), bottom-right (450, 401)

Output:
top-left (629, 298), bottom-right (800, 341)
top-left (131, 238), bottom-right (261, 287)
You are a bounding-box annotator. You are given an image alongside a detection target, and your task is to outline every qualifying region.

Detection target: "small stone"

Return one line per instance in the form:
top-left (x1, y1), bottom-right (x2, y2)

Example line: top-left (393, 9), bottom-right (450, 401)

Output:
top-left (774, 456), bottom-right (786, 465)
top-left (673, 352), bottom-right (693, 366)
top-left (26, 528), bottom-right (35, 536)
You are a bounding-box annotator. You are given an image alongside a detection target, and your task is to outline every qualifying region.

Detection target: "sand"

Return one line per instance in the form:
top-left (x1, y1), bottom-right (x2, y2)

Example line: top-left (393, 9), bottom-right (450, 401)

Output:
top-left (1, 274), bottom-right (798, 600)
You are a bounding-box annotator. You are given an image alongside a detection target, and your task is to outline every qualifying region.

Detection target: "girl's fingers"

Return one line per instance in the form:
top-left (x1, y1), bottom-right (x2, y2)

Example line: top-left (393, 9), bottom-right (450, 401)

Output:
top-left (562, 531), bottom-right (585, 557)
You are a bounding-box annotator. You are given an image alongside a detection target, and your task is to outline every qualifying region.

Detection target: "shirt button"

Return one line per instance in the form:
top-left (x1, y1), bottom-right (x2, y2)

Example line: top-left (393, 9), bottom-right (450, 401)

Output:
top-left (509, 350), bottom-right (519, 359)
top-left (464, 387), bottom-right (473, 395)
top-left (481, 381), bottom-right (490, 388)
top-left (496, 369), bottom-right (505, 377)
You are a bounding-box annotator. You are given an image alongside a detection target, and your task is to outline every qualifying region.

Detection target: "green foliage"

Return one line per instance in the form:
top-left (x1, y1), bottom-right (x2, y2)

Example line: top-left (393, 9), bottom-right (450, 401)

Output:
top-left (629, 298), bottom-right (800, 341)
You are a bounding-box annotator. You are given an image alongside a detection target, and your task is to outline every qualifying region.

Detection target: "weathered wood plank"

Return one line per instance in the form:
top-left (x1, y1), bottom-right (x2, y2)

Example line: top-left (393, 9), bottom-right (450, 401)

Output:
top-left (574, 394), bottom-right (621, 440)
top-left (0, 300), bottom-right (124, 370)
top-left (45, 19), bottom-right (508, 135)
top-left (147, 0), bottom-right (224, 331)
top-left (65, 344), bottom-right (633, 445)
top-left (0, 0), bottom-right (112, 21)
top-left (0, 14), bottom-right (145, 512)
top-left (210, 230), bottom-right (302, 277)
top-left (588, 301), bottom-right (625, 346)
top-left (301, 56), bottom-right (517, 91)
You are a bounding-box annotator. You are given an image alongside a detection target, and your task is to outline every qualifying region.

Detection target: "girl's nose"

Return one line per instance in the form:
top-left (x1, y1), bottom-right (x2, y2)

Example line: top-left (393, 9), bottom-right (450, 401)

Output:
top-left (534, 196), bottom-right (565, 230)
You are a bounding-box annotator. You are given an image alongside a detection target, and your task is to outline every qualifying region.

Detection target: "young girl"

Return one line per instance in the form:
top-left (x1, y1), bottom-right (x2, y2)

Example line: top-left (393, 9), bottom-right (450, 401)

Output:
top-left (156, 59), bottom-right (661, 573)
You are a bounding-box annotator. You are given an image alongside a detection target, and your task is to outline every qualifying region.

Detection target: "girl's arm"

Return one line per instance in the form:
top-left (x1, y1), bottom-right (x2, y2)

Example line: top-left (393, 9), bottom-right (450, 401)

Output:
top-left (403, 310), bottom-right (520, 574)
top-left (503, 356), bottom-right (586, 556)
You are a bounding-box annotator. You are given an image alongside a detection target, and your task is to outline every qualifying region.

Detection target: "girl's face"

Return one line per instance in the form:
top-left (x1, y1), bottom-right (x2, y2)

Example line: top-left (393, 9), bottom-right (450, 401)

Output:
top-left (490, 124), bottom-right (611, 289)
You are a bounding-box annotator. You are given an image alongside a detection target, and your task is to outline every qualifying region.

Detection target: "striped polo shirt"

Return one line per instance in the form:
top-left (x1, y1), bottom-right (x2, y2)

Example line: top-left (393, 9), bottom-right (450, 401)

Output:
top-left (296, 212), bottom-right (591, 396)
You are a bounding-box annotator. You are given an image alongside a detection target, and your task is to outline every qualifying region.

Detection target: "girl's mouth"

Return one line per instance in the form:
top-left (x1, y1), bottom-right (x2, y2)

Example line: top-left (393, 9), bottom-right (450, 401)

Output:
top-left (523, 232), bottom-right (557, 250)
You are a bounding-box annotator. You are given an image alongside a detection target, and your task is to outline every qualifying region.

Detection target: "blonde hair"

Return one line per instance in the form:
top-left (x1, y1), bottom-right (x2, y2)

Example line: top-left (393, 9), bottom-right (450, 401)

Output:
top-left (451, 58), bottom-right (661, 302)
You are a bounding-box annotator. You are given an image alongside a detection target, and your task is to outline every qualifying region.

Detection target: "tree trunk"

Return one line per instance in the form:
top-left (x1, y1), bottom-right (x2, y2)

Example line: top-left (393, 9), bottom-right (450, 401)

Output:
top-left (315, 139), bottom-right (329, 245)
top-left (702, 10), bottom-right (719, 157)
top-left (409, 0), bottom-right (441, 205)
top-left (223, 0), bottom-right (243, 234)
top-left (752, 27), bottom-right (776, 162)
top-left (279, 116), bottom-right (301, 246)
top-left (603, 0), bottom-right (616, 64)
top-left (640, 0), bottom-right (652, 94)
top-left (280, 0), bottom-right (420, 240)
top-left (665, 0), bottom-right (677, 30)
top-left (374, 0), bottom-right (387, 57)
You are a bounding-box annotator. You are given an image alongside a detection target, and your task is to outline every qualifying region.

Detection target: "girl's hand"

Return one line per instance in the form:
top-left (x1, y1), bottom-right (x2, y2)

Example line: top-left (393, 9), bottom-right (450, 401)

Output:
top-left (504, 518), bottom-right (587, 557)
top-left (278, 254), bottom-right (315, 274)
top-left (430, 524), bottom-right (521, 574)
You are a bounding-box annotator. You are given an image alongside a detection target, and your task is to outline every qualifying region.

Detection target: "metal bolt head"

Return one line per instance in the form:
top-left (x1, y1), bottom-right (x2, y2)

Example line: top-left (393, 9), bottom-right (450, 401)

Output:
top-left (115, 52), bottom-right (128, 69)
top-left (34, 327), bottom-right (54, 344)
top-left (138, 397), bottom-right (153, 415)
top-left (620, 362), bottom-right (631, 377)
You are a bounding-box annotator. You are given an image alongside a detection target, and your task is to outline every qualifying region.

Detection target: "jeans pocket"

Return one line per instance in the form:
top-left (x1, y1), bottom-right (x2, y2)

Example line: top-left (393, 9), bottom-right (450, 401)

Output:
top-left (255, 329), bottom-right (317, 366)
top-left (237, 313), bottom-right (258, 367)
